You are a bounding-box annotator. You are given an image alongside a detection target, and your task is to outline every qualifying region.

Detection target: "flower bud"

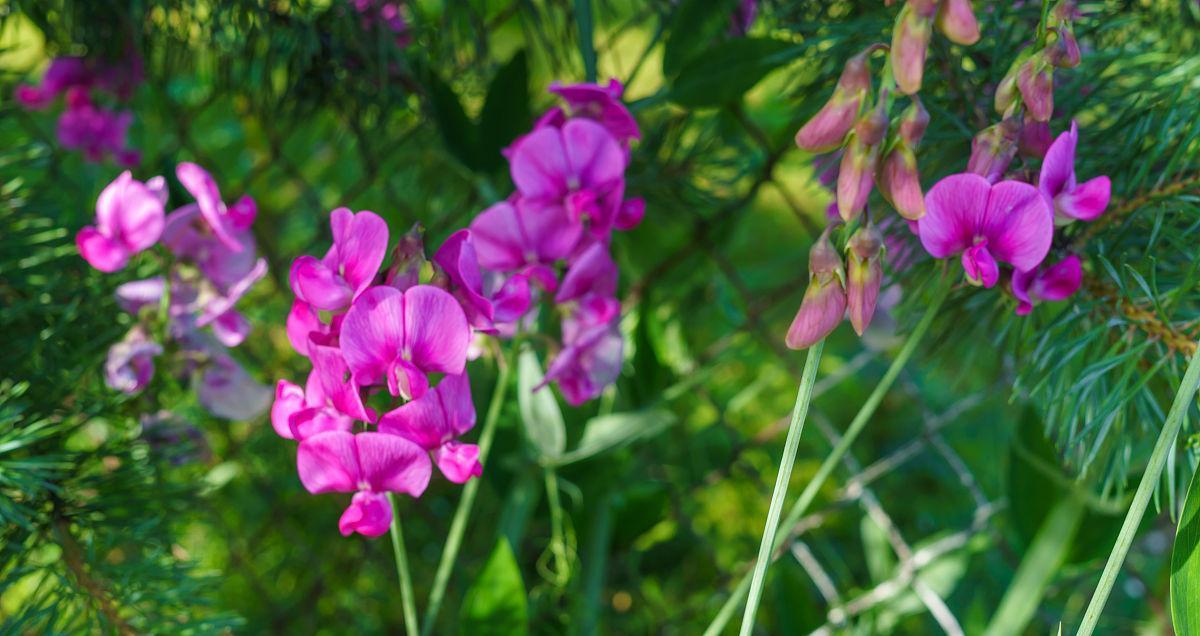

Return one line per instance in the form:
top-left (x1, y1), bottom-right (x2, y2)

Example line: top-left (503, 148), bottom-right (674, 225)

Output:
top-left (879, 143), bottom-right (925, 219)
top-left (1046, 26), bottom-right (1081, 68)
top-left (994, 60), bottom-right (1021, 115)
top-left (786, 228), bottom-right (847, 350)
top-left (794, 48), bottom-right (875, 152)
top-left (967, 118), bottom-right (1019, 183)
top-left (891, 1), bottom-right (935, 94)
top-left (837, 132), bottom-right (882, 222)
top-left (1018, 120), bottom-right (1052, 158)
top-left (846, 223), bottom-right (885, 336)
top-left (1017, 54), bottom-right (1054, 122)
top-left (384, 223), bottom-right (426, 290)
top-left (935, 0), bottom-right (980, 46)
top-left (897, 96), bottom-right (929, 147)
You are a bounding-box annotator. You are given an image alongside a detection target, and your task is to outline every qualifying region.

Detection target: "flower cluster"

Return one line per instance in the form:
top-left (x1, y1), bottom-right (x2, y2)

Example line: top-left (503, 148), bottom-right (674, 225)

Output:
top-left (348, 0), bottom-right (412, 48)
top-left (77, 165), bottom-right (271, 421)
top-left (274, 79), bottom-right (643, 536)
top-left (16, 55), bottom-right (143, 166)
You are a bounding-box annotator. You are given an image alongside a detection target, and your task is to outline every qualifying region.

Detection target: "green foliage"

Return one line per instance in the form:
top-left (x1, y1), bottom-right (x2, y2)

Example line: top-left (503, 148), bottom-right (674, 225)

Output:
top-left (517, 349), bottom-right (566, 462)
top-left (1172, 464), bottom-right (1200, 634)
top-left (460, 538), bottom-right (529, 636)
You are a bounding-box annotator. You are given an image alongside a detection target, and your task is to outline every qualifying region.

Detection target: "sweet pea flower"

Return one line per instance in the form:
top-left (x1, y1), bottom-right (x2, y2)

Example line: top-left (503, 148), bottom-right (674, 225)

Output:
top-left (546, 79), bottom-right (641, 146)
top-left (917, 174), bottom-right (1053, 287)
top-left (892, 0), bottom-right (937, 95)
top-left (469, 199), bottom-right (581, 273)
top-left (161, 196), bottom-right (260, 289)
top-left (555, 242), bottom-right (618, 304)
top-left (936, 0), bottom-right (980, 46)
top-left (380, 373), bottom-right (481, 483)
top-left (77, 171), bottom-right (165, 272)
top-left (56, 93), bottom-right (138, 166)
top-left (272, 339), bottom-right (372, 440)
top-left (1038, 122), bottom-right (1111, 224)
top-left (510, 118), bottom-right (627, 236)
top-left (176, 163), bottom-right (247, 252)
top-left (837, 100), bottom-right (888, 221)
top-left (541, 295), bottom-right (624, 406)
top-left (795, 47), bottom-right (874, 153)
top-left (846, 223), bottom-right (885, 335)
top-left (197, 353), bottom-right (272, 421)
top-left (339, 285), bottom-right (470, 400)
top-left (786, 228), bottom-right (847, 349)
top-left (115, 277), bottom-right (166, 315)
top-left (104, 327), bottom-right (162, 394)
top-left (967, 119), bottom-right (1020, 184)
top-left (290, 208), bottom-right (390, 311)
top-left (14, 57), bottom-right (91, 109)
top-left (1011, 254), bottom-right (1082, 315)
top-left (297, 431), bottom-right (432, 537)
top-left (433, 229), bottom-right (495, 332)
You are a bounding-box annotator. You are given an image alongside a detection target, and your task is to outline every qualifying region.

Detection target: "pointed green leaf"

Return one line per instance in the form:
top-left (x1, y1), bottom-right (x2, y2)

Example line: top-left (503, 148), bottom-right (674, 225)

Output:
top-left (669, 38), bottom-right (801, 108)
top-left (551, 409), bottom-right (675, 466)
top-left (478, 50), bottom-right (531, 172)
top-left (460, 538), bottom-right (528, 636)
top-left (423, 67), bottom-right (480, 171)
top-left (517, 350), bottom-right (566, 460)
top-left (1171, 465), bottom-right (1200, 633)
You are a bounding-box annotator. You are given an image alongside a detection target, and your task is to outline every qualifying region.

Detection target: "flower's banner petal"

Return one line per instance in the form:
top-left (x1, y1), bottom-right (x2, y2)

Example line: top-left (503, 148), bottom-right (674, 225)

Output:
top-left (290, 255), bottom-right (353, 311)
top-left (1034, 255), bottom-right (1083, 301)
top-left (561, 118), bottom-right (626, 191)
top-left (286, 300), bottom-right (324, 357)
top-left (1039, 120), bottom-right (1078, 199)
top-left (511, 126), bottom-right (571, 200)
top-left (309, 338), bottom-right (374, 423)
top-left (403, 285), bottom-right (471, 375)
top-left (272, 380), bottom-right (307, 440)
top-left (211, 310), bottom-right (252, 347)
top-left (330, 208), bottom-right (389, 297)
top-left (77, 226), bottom-right (130, 272)
top-left (517, 199), bottom-right (583, 263)
top-left (340, 286), bottom-right (406, 386)
top-left (556, 242), bottom-right (618, 303)
top-left (918, 173), bottom-right (991, 258)
top-left (176, 162), bottom-right (242, 252)
top-left (297, 430), bottom-right (360, 493)
top-left (985, 180), bottom-right (1053, 272)
top-left (470, 201), bottom-right (527, 271)
top-left (355, 432), bottom-right (432, 497)
top-left (434, 230), bottom-right (494, 330)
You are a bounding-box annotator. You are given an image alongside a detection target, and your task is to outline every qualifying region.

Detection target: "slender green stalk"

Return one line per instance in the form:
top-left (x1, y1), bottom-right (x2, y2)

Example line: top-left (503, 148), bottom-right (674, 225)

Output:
top-left (705, 280), bottom-right (950, 636)
top-left (738, 339), bottom-right (825, 635)
top-left (573, 0), bottom-right (597, 83)
top-left (387, 494), bottom-right (420, 636)
top-left (420, 349), bottom-right (515, 636)
top-left (983, 498), bottom-right (1084, 636)
top-left (544, 467), bottom-right (571, 587)
top-left (1077, 340), bottom-right (1200, 636)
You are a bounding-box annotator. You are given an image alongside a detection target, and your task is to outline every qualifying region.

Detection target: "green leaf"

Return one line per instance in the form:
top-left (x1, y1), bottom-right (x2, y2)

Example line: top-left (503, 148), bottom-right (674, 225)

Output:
top-left (517, 350), bottom-right (566, 460)
top-left (423, 66), bottom-right (480, 171)
top-left (460, 538), bottom-right (528, 636)
top-left (662, 0), bottom-right (739, 78)
top-left (669, 38), bottom-right (801, 108)
top-left (1171, 465), bottom-right (1200, 633)
top-left (478, 50), bottom-right (531, 172)
top-left (550, 409), bottom-right (676, 466)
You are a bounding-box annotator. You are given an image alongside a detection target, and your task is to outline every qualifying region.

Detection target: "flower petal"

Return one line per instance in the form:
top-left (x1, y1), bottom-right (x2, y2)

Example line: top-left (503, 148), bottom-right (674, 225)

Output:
top-left (561, 118), bottom-right (626, 191)
top-left (286, 299), bottom-right (323, 357)
top-left (297, 430), bottom-right (360, 493)
top-left (402, 285), bottom-right (471, 376)
top-left (1056, 175), bottom-right (1110, 222)
top-left (271, 379), bottom-right (307, 440)
top-left (556, 242), bottom-right (618, 303)
top-left (329, 208), bottom-right (389, 297)
top-left (77, 226), bottom-right (130, 272)
top-left (434, 442), bottom-right (483, 484)
top-left (290, 255), bottom-right (354, 311)
top-left (338, 491), bottom-right (393, 537)
top-left (918, 173), bottom-right (992, 258)
top-left (510, 126), bottom-right (571, 201)
top-left (340, 286), bottom-right (406, 387)
top-left (379, 372), bottom-right (476, 449)
top-left (1033, 254), bottom-right (1082, 301)
top-left (1039, 121), bottom-right (1078, 200)
top-left (355, 432), bottom-right (432, 497)
top-left (176, 162), bottom-right (242, 252)
top-left (983, 180), bottom-right (1053, 272)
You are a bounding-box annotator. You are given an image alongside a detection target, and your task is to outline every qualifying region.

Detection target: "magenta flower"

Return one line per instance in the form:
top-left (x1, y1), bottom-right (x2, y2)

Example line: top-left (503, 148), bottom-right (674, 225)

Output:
top-left (1011, 254), bottom-right (1082, 315)
top-left (14, 57), bottom-right (91, 109)
top-left (730, 0), bottom-right (759, 36)
top-left (104, 327), bottom-right (161, 394)
top-left (56, 94), bottom-right (138, 166)
top-left (115, 277), bottom-right (166, 315)
top-left (509, 119), bottom-right (626, 235)
top-left (286, 300), bottom-right (343, 357)
top-left (546, 79), bottom-right (641, 146)
top-left (297, 431), bottom-right (432, 537)
top-left (1038, 122), bottom-right (1111, 223)
top-left (272, 339), bottom-right (372, 440)
top-left (77, 171), bottom-right (165, 272)
top-left (290, 208), bottom-right (390, 311)
top-left (555, 242), bottom-right (618, 304)
top-left (469, 199), bottom-right (581, 273)
top-left (846, 223), bottom-right (884, 336)
top-left (786, 228), bottom-right (847, 350)
top-left (967, 119), bottom-right (1020, 184)
top-left (541, 295), bottom-right (624, 405)
top-left (161, 195), bottom-right (260, 289)
top-left (176, 162), bottom-right (249, 252)
top-left (433, 230), bottom-right (495, 332)
top-left (1019, 121), bottom-right (1053, 159)
top-left (917, 174), bottom-right (1053, 287)
top-left (380, 373), bottom-right (481, 483)
top-left (339, 285), bottom-right (470, 400)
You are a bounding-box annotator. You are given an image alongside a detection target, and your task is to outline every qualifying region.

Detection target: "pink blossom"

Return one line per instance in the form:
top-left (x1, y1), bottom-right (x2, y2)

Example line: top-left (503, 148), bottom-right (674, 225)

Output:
top-left (786, 228), bottom-right (847, 349)
top-left (77, 171), bottom-right (165, 272)
top-left (433, 230), bottom-right (496, 332)
top-left (555, 242), bottom-right (618, 304)
top-left (795, 49), bottom-right (873, 152)
top-left (290, 208), bottom-right (390, 311)
top-left (1038, 121), bottom-right (1111, 223)
top-left (547, 79), bottom-right (641, 146)
top-left (104, 326), bottom-right (161, 394)
top-left (469, 199), bottom-right (581, 273)
top-left (272, 339), bottom-right (372, 440)
top-left (176, 163), bottom-right (248, 253)
top-left (1011, 254), bottom-right (1082, 315)
top-left (380, 373), bottom-right (481, 483)
top-left (541, 295), bottom-right (624, 405)
top-left (197, 353), bottom-right (272, 421)
top-left (297, 431), bottom-right (432, 537)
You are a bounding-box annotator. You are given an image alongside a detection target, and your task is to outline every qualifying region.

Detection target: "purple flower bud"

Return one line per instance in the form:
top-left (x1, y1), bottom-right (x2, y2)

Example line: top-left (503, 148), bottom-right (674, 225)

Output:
top-left (385, 223), bottom-right (427, 291)
top-left (891, 1), bottom-right (935, 95)
top-left (1046, 26), bottom-right (1081, 68)
top-left (1017, 55), bottom-right (1054, 122)
top-left (879, 143), bottom-right (925, 220)
top-left (794, 48), bottom-right (875, 152)
top-left (898, 96), bottom-right (930, 146)
top-left (966, 119), bottom-right (1020, 183)
top-left (837, 133), bottom-right (882, 222)
top-left (1018, 120), bottom-right (1052, 158)
top-left (935, 0), bottom-right (981, 46)
top-left (846, 223), bottom-right (885, 336)
top-left (786, 229), bottom-right (847, 350)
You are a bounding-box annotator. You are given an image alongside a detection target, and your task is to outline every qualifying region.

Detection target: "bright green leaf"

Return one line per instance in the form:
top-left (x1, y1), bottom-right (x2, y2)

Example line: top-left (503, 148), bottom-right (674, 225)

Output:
top-left (1171, 465), bottom-right (1200, 633)
top-left (517, 349), bottom-right (566, 460)
top-left (460, 538), bottom-right (528, 636)
top-left (551, 409), bottom-right (675, 466)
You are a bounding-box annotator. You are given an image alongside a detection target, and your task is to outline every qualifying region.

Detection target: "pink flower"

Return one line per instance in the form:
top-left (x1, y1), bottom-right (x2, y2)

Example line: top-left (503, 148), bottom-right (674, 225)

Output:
top-left (339, 285), bottom-right (471, 400)
top-left (917, 174), bottom-right (1053, 287)
top-left (433, 229), bottom-right (495, 332)
top-left (290, 208), bottom-right (390, 311)
top-left (936, 0), bottom-right (980, 46)
top-left (161, 196), bottom-right (260, 288)
top-left (555, 242), bottom-right (618, 304)
top-left (56, 96), bottom-right (137, 166)
top-left (1019, 121), bottom-right (1053, 159)
top-left (846, 223), bottom-right (884, 335)
top-left (967, 119), bottom-right (1020, 184)
top-left (380, 373), bottom-right (481, 483)
top-left (297, 431), bottom-right (432, 537)
top-left (1038, 121), bottom-right (1111, 223)
top-left (469, 199), bottom-right (581, 273)
top-left (104, 327), bottom-right (161, 394)
top-left (77, 171), bottom-right (165, 272)
top-left (542, 295), bottom-right (624, 405)
top-left (547, 79), bottom-right (641, 145)
top-left (115, 277), bottom-right (165, 315)
top-left (14, 57), bottom-right (91, 109)
top-left (197, 353), bottom-right (272, 420)
top-left (272, 339), bottom-right (372, 440)
top-left (892, 0), bottom-right (937, 95)
top-left (786, 228), bottom-right (847, 349)
top-left (1011, 254), bottom-right (1082, 315)
top-left (177, 163), bottom-right (248, 252)
top-left (509, 119), bottom-right (627, 236)
top-left (795, 49), bottom-right (873, 153)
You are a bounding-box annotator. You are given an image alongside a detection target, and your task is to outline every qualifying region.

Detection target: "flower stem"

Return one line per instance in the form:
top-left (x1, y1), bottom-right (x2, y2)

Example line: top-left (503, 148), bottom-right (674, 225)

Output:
top-left (1076, 339), bottom-right (1200, 636)
top-left (420, 346), bottom-right (514, 636)
top-left (544, 467), bottom-right (571, 587)
top-left (387, 494), bottom-right (420, 636)
top-left (738, 339), bottom-right (825, 636)
top-left (705, 279), bottom-right (950, 636)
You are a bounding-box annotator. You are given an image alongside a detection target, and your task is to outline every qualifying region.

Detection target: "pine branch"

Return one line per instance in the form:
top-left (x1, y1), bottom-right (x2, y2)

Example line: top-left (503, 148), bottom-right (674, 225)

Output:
top-left (53, 515), bottom-right (137, 636)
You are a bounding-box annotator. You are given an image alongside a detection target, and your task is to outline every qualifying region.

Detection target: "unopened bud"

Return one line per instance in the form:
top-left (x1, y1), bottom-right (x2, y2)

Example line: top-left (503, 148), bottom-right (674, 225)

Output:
top-left (879, 143), bottom-right (925, 220)
top-left (967, 119), bottom-right (1020, 183)
top-left (1018, 120), bottom-right (1052, 159)
top-left (846, 223), bottom-right (885, 336)
top-left (936, 0), bottom-right (981, 46)
top-left (891, 1), bottom-right (935, 94)
top-left (795, 47), bottom-right (877, 152)
top-left (855, 98), bottom-right (890, 146)
top-left (1046, 26), bottom-right (1081, 68)
top-left (837, 132), bottom-right (882, 222)
top-left (1017, 54), bottom-right (1054, 122)
top-left (786, 228), bottom-right (847, 350)
top-left (384, 223), bottom-right (426, 290)
top-left (897, 96), bottom-right (929, 146)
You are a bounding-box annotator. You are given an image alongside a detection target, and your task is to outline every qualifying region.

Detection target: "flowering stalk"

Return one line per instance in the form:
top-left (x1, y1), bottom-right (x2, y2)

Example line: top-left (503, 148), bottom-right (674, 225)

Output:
top-left (420, 343), bottom-right (515, 636)
top-left (1077, 339), bottom-right (1200, 636)
top-left (737, 339), bottom-right (824, 636)
top-left (386, 494), bottom-right (420, 636)
top-left (705, 274), bottom-right (950, 636)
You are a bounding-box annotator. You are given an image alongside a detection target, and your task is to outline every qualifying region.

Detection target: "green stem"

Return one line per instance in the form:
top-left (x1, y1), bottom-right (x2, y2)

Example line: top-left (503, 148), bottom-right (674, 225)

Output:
top-left (1076, 340), bottom-right (1200, 636)
top-left (573, 0), bottom-right (597, 83)
top-left (420, 347), bottom-right (515, 636)
top-left (983, 498), bottom-right (1084, 636)
top-left (705, 279), bottom-right (950, 636)
top-left (387, 494), bottom-right (420, 636)
top-left (544, 467), bottom-right (571, 587)
top-left (737, 339), bottom-right (825, 636)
